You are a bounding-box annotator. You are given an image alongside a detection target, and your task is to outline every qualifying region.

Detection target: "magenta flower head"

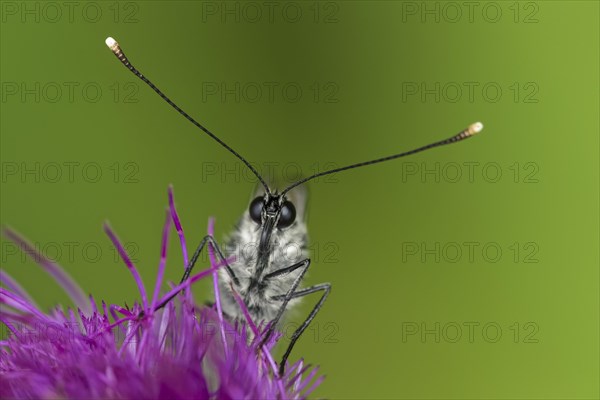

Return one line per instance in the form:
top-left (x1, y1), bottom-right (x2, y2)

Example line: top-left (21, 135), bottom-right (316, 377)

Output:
top-left (0, 186), bottom-right (323, 399)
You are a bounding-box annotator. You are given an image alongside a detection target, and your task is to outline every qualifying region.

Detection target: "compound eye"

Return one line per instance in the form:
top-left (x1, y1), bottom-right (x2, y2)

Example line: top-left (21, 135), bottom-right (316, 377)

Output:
top-left (248, 197), bottom-right (265, 224)
top-left (278, 201), bottom-right (296, 229)
top-left (249, 197), bottom-right (264, 224)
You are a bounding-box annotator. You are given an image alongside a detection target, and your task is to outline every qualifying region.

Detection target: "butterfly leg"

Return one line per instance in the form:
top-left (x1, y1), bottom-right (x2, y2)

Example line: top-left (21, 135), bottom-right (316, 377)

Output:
top-left (154, 235), bottom-right (238, 311)
top-left (259, 258), bottom-right (311, 347)
top-left (259, 258), bottom-right (332, 375)
top-left (273, 283), bottom-right (331, 376)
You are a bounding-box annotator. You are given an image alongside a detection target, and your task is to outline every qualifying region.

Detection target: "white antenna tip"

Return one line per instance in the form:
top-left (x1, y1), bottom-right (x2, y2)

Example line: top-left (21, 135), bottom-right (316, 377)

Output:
top-left (105, 37), bottom-right (117, 49)
top-left (468, 122), bottom-right (484, 135)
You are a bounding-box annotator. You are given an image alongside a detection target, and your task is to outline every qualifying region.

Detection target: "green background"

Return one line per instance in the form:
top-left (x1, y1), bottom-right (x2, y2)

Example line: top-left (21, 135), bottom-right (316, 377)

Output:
top-left (1, 1), bottom-right (598, 398)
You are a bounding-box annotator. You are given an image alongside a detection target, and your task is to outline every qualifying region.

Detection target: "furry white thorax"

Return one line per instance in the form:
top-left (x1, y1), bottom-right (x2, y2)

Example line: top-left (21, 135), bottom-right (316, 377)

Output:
top-left (218, 196), bottom-right (308, 325)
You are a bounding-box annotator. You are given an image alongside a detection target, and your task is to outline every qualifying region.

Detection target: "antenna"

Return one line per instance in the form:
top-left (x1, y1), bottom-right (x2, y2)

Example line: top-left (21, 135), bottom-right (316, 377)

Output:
top-left (281, 122), bottom-right (484, 196)
top-left (104, 37), bottom-right (271, 195)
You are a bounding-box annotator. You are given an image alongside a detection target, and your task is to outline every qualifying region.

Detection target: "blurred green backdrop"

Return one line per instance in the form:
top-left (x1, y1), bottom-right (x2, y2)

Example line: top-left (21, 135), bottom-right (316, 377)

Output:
top-left (1, 1), bottom-right (598, 399)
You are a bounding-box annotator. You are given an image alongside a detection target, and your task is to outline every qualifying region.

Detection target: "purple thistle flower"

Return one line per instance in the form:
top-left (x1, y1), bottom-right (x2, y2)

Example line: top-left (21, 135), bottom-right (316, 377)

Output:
top-left (0, 186), bottom-right (323, 399)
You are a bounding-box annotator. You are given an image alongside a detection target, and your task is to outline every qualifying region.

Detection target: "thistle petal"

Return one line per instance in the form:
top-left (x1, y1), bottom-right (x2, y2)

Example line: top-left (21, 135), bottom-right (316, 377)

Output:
top-left (103, 222), bottom-right (149, 311)
top-left (2, 227), bottom-right (89, 314)
top-left (150, 209), bottom-right (172, 310)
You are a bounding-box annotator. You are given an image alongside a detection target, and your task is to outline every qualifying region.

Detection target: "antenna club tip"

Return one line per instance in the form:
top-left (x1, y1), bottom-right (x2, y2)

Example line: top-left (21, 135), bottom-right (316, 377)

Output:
top-left (105, 37), bottom-right (118, 51)
top-left (468, 122), bottom-right (484, 136)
